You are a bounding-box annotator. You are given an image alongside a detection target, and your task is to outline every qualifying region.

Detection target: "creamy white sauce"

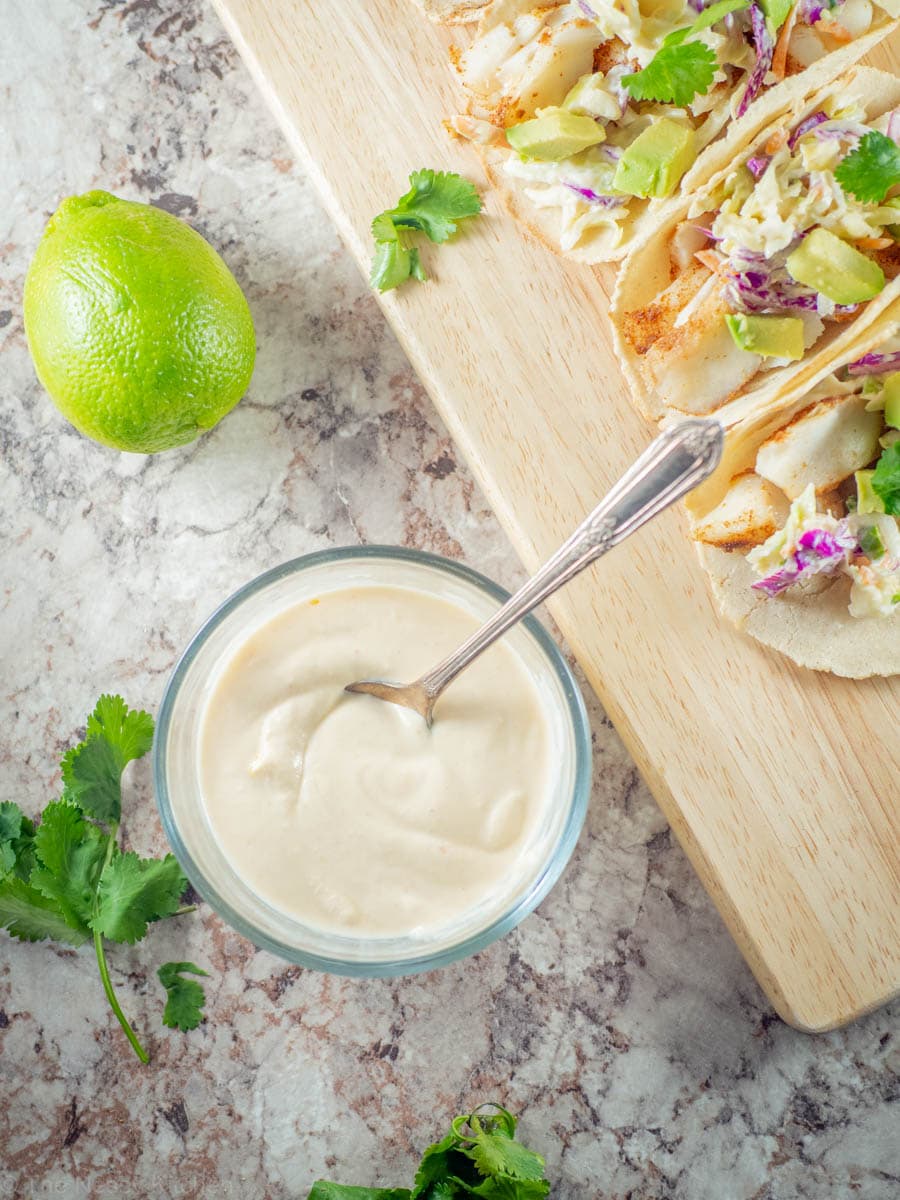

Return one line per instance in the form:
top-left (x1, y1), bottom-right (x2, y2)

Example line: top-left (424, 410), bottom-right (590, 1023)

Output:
top-left (197, 585), bottom-right (555, 938)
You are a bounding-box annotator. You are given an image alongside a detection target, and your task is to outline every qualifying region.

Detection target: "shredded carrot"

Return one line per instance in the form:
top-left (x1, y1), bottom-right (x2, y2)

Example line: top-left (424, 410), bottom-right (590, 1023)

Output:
top-left (765, 130), bottom-right (788, 155)
top-left (832, 308), bottom-right (859, 322)
top-left (695, 249), bottom-right (726, 274)
top-left (856, 236), bottom-right (894, 250)
top-left (771, 4), bottom-right (799, 80)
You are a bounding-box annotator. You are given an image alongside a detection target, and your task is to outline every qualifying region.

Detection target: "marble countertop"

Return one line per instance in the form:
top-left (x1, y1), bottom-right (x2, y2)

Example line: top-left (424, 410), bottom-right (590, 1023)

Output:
top-left (0, 2), bottom-right (896, 1197)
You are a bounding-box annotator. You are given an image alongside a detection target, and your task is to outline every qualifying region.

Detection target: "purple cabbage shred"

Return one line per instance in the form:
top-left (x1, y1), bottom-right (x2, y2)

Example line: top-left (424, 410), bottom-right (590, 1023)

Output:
top-left (747, 155), bottom-right (770, 178)
top-left (797, 0), bottom-right (846, 23)
top-left (563, 183), bottom-right (622, 207)
top-left (788, 111), bottom-right (828, 149)
top-left (752, 523), bottom-right (853, 596)
top-left (736, 3), bottom-right (775, 120)
top-left (846, 350), bottom-right (900, 376)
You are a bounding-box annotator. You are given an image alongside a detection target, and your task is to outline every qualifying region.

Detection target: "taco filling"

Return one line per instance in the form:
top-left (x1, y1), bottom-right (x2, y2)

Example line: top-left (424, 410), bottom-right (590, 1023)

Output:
top-left (618, 82), bottom-right (900, 413)
top-left (711, 100), bottom-right (900, 336)
top-left (454, 0), bottom-right (898, 253)
top-left (693, 348), bottom-right (900, 617)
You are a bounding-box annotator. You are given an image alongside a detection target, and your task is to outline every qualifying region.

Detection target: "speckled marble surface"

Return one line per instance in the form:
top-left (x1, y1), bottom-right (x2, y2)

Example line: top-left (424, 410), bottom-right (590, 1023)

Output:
top-left (0, 3), bottom-right (897, 1198)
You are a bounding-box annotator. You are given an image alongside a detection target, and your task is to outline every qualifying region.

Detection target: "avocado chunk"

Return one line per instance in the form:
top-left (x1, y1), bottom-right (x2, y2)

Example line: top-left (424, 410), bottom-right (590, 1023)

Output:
top-left (562, 73), bottom-right (621, 121)
top-left (724, 313), bottom-right (805, 360)
top-left (612, 119), bottom-right (696, 199)
top-left (858, 523), bottom-right (886, 560)
top-left (883, 372), bottom-right (900, 430)
top-left (855, 469), bottom-right (886, 515)
top-left (785, 228), bottom-right (885, 305)
top-left (506, 109), bottom-right (605, 161)
top-left (759, 0), bottom-right (793, 29)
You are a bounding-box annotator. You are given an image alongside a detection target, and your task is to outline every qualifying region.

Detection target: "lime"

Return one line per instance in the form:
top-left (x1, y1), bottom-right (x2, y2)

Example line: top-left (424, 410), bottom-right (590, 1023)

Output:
top-left (23, 191), bottom-right (256, 453)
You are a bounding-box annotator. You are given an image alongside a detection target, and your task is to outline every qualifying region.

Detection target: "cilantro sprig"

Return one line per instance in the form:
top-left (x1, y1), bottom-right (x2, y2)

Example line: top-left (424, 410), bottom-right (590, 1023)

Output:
top-left (835, 131), bottom-right (900, 204)
top-left (0, 696), bottom-right (205, 1062)
top-left (872, 442), bottom-right (900, 515)
top-left (622, 0), bottom-right (750, 108)
top-left (370, 170), bottom-right (482, 293)
top-left (308, 1105), bottom-right (550, 1200)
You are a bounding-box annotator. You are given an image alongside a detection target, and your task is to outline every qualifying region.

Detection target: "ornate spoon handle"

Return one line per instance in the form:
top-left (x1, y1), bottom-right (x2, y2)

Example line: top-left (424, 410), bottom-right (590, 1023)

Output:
top-left (416, 419), bottom-right (724, 708)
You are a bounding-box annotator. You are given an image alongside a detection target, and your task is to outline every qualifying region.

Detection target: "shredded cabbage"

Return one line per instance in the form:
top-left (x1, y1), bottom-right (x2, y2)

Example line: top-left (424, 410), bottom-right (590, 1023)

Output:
top-left (788, 111), bottom-right (828, 150)
top-left (847, 351), bottom-right (900, 376)
top-left (735, 4), bottom-right (774, 119)
top-left (750, 488), bottom-right (856, 594)
top-left (747, 154), bottom-right (770, 178)
top-left (747, 484), bottom-right (900, 616)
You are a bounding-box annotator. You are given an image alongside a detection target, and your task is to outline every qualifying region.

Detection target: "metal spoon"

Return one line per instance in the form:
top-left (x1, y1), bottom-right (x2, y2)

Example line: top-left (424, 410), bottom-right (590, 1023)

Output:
top-left (345, 418), bottom-right (724, 726)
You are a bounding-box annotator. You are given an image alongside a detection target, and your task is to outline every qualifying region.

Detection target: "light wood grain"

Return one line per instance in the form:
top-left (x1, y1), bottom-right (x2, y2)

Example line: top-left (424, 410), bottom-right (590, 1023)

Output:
top-left (211, 0), bottom-right (899, 1030)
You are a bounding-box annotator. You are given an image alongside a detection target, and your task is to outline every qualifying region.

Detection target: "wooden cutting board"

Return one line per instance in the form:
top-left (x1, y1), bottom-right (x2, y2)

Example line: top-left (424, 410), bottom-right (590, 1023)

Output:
top-left (210, 0), bottom-right (899, 1031)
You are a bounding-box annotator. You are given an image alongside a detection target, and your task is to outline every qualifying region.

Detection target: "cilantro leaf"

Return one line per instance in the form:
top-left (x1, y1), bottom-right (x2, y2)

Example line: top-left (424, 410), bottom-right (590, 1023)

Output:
top-left (412, 1132), bottom-right (475, 1198)
top-left (30, 801), bottom-right (106, 933)
top-left (93, 850), bottom-right (186, 943)
top-left (427, 1184), bottom-right (460, 1200)
top-left (0, 802), bottom-right (35, 881)
top-left (86, 695), bottom-right (155, 764)
top-left (158, 961), bottom-right (208, 1031)
top-left (0, 876), bottom-right (90, 945)
top-left (450, 1110), bottom-right (546, 1186)
top-left (371, 239), bottom-right (427, 293)
top-left (835, 131), bottom-right (900, 204)
top-left (872, 443), bottom-right (900, 515)
top-left (61, 695), bottom-right (154, 824)
top-left (383, 170), bottom-right (482, 244)
top-left (0, 843), bottom-right (15, 877)
top-left (372, 212), bottom-right (399, 243)
top-left (466, 1179), bottom-right (550, 1199)
top-left (0, 801), bottom-right (26, 843)
top-left (307, 1187), bottom-right (411, 1200)
top-left (370, 169), bottom-right (481, 293)
top-left (466, 1133), bottom-right (546, 1183)
top-left (622, 42), bottom-right (717, 107)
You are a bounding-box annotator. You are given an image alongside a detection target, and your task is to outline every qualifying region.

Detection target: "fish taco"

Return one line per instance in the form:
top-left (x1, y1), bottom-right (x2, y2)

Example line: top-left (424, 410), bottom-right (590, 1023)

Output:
top-left (687, 300), bottom-right (900, 677)
top-left (611, 64), bottom-right (900, 419)
top-left (451, 1), bottom-right (897, 261)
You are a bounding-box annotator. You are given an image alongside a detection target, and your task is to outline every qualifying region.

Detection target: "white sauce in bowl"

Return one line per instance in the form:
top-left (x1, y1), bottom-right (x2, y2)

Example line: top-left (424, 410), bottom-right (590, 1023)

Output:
top-left (198, 585), bottom-right (555, 938)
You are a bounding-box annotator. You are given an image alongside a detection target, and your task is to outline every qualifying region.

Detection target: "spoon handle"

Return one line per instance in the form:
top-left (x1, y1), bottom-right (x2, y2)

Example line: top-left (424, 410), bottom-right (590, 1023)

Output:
top-left (418, 418), bottom-right (723, 703)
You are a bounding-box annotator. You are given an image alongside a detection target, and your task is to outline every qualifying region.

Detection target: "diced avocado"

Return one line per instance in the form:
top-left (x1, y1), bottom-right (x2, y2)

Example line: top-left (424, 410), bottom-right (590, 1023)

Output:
top-left (856, 469), bottom-right (886, 515)
top-left (858, 524), bottom-right (886, 560)
top-left (759, 0), bottom-right (793, 29)
top-left (612, 120), bottom-right (696, 200)
top-left (883, 372), bottom-right (900, 430)
top-left (562, 73), bottom-right (620, 121)
top-left (724, 313), bottom-right (805, 360)
top-left (785, 228), bottom-right (885, 305)
top-left (506, 109), bottom-right (605, 161)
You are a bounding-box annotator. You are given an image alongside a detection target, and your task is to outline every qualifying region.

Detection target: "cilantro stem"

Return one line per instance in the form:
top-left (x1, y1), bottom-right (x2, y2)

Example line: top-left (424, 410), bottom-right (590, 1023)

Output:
top-left (92, 822), bottom-right (149, 1064)
top-left (93, 925), bottom-right (149, 1063)
top-left (173, 904), bottom-right (196, 916)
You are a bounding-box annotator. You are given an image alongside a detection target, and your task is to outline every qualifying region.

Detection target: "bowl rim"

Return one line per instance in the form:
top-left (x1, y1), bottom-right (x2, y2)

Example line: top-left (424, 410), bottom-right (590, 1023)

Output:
top-left (153, 544), bottom-right (591, 977)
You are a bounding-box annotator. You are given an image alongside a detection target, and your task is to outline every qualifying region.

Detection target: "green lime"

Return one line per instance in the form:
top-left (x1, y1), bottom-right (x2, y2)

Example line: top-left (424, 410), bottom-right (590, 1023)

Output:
top-left (23, 190), bottom-right (256, 453)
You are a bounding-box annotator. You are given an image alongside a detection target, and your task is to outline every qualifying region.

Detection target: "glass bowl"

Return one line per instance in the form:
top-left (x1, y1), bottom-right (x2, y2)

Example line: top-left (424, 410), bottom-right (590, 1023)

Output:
top-left (154, 546), bottom-right (591, 976)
